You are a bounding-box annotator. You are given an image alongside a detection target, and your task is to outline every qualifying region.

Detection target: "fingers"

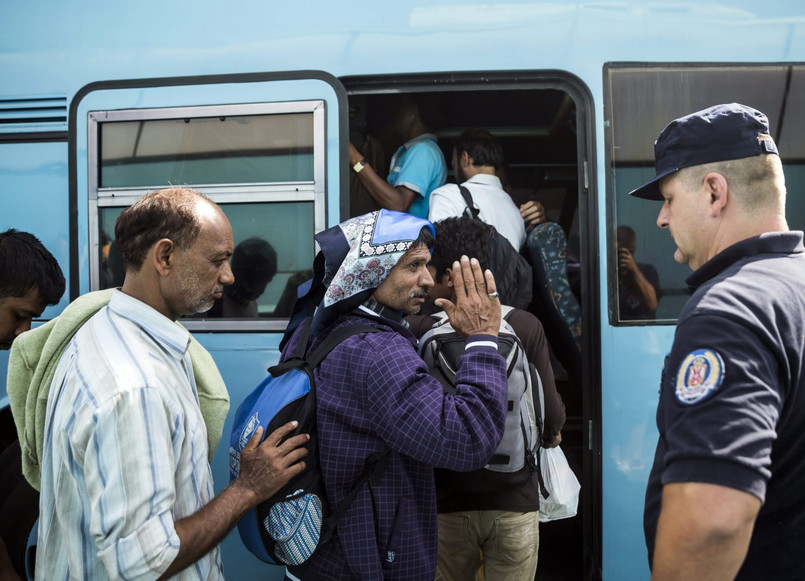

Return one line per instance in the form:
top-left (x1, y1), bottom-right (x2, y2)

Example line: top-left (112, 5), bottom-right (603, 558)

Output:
top-left (520, 200), bottom-right (546, 226)
top-left (243, 426), bottom-right (264, 451)
top-left (268, 433), bottom-right (310, 457)
top-left (450, 258), bottom-right (467, 300)
top-left (451, 256), bottom-right (496, 301)
top-left (468, 257), bottom-right (488, 296)
top-left (484, 268), bottom-right (497, 298)
top-left (434, 297), bottom-right (456, 318)
top-left (263, 420), bottom-right (299, 447)
top-left (455, 256), bottom-right (487, 298)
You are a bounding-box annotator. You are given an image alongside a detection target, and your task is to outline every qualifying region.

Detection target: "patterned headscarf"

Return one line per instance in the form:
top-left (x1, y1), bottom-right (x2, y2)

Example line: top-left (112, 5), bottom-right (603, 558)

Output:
top-left (321, 209), bottom-right (434, 307)
top-left (281, 209), bottom-right (434, 345)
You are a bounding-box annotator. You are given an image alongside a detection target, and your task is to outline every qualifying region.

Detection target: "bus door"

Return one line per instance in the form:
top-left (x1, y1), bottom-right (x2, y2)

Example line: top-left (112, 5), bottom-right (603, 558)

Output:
top-left (341, 73), bottom-right (600, 580)
top-left (72, 71), bottom-right (347, 579)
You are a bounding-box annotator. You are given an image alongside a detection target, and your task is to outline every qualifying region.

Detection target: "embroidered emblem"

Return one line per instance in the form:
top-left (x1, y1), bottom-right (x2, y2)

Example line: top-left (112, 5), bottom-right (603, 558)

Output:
top-left (675, 349), bottom-right (725, 404)
top-left (232, 412), bottom-right (260, 477)
top-left (240, 413), bottom-right (260, 450)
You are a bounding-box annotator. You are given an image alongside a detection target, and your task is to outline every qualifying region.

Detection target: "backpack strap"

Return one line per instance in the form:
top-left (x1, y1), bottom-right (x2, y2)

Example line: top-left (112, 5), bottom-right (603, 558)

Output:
top-left (270, 321), bottom-right (379, 376)
top-left (501, 305), bottom-right (515, 322)
top-left (319, 451), bottom-right (390, 544)
top-left (458, 185), bottom-right (481, 220)
top-left (306, 323), bottom-right (388, 544)
top-left (305, 324), bottom-right (380, 368)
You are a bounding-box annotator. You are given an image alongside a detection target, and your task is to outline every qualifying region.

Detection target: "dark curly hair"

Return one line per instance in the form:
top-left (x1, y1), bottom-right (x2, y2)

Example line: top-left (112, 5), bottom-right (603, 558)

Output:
top-left (0, 229), bottom-right (65, 304)
top-left (429, 216), bottom-right (495, 283)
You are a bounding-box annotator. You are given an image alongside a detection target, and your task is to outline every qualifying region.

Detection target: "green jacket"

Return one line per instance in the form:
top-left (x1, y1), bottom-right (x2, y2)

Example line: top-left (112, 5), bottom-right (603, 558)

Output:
top-left (6, 288), bottom-right (230, 490)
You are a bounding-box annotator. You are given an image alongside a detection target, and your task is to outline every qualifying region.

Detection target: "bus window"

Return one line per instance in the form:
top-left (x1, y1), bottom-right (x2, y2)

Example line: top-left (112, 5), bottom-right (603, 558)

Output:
top-left (98, 113), bottom-right (314, 188)
top-left (606, 64), bottom-right (805, 325)
top-left (88, 101), bottom-right (326, 329)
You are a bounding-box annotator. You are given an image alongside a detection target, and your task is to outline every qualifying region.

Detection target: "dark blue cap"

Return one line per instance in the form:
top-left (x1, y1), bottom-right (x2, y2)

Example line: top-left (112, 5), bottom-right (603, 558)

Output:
top-left (629, 103), bottom-right (779, 201)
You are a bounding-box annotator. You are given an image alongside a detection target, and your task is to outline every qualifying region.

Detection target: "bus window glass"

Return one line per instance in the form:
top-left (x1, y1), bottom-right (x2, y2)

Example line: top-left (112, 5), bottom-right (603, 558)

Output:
top-left (99, 113), bottom-right (314, 188)
top-left (607, 64), bottom-right (805, 325)
top-left (90, 100), bottom-right (325, 328)
top-left (98, 201), bottom-right (315, 319)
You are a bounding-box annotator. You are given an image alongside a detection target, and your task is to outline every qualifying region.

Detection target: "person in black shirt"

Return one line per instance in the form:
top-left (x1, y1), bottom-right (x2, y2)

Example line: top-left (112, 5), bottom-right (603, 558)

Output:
top-left (632, 103), bottom-right (805, 581)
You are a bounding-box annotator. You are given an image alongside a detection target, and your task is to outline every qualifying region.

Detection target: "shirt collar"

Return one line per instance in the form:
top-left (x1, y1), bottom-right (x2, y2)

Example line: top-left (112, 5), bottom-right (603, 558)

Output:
top-left (108, 290), bottom-right (191, 359)
top-left (463, 174), bottom-right (502, 189)
top-left (686, 231), bottom-right (804, 291)
top-left (358, 298), bottom-right (409, 329)
top-left (402, 132), bottom-right (437, 150)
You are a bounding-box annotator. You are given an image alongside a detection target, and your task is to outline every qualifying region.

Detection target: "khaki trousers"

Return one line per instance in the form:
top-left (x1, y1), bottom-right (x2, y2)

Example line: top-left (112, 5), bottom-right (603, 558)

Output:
top-left (435, 510), bottom-right (540, 581)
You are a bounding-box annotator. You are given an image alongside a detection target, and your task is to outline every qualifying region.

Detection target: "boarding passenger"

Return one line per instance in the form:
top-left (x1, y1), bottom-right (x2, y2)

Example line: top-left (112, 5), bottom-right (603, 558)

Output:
top-left (407, 216), bottom-right (566, 581)
top-left (428, 128), bottom-right (526, 251)
top-left (0, 228), bottom-right (64, 581)
top-left (631, 103), bottom-right (805, 580)
top-left (616, 225), bottom-right (660, 320)
top-left (6, 188), bottom-right (309, 580)
top-left (280, 209), bottom-right (508, 580)
top-left (348, 95), bottom-right (447, 219)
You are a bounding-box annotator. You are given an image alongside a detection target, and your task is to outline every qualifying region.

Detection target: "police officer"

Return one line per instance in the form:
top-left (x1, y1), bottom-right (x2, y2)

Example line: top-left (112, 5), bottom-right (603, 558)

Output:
top-left (630, 103), bottom-right (805, 581)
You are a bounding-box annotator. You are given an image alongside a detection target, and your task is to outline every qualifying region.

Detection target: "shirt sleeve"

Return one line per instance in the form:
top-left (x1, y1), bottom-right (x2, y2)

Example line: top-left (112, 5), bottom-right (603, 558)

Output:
top-left (83, 387), bottom-right (181, 579)
top-left (361, 332), bottom-right (509, 472)
top-left (659, 313), bottom-right (781, 501)
top-left (393, 142), bottom-right (443, 197)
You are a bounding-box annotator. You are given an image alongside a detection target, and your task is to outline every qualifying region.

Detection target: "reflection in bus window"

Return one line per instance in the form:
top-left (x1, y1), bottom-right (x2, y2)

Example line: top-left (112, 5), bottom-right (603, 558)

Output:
top-left (206, 237), bottom-right (277, 318)
top-left (607, 64), bottom-right (805, 324)
top-left (98, 201), bottom-right (315, 319)
top-left (616, 225), bottom-right (660, 321)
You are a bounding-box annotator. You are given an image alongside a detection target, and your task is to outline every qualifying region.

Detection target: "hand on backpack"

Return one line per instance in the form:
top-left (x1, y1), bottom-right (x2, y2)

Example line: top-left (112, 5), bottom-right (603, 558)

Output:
top-left (236, 421), bottom-right (310, 504)
top-left (435, 255), bottom-right (501, 338)
top-left (520, 200), bottom-right (547, 233)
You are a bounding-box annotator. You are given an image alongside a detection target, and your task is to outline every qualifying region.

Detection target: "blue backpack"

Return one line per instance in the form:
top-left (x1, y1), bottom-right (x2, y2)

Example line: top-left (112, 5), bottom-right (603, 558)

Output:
top-left (229, 319), bottom-right (387, 565)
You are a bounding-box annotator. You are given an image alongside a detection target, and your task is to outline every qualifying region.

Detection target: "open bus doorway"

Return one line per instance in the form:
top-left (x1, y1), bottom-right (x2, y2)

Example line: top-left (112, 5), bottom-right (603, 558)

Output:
top-left (342, 75), bottom-right (598, 580)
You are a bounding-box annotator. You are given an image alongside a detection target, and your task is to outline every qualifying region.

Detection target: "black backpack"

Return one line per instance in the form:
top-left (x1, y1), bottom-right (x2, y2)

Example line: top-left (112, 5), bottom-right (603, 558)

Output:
top-left (418, 307), bottom-right (545, 493)
top-left (459, 185), bottom-right (533, 310)
top-left (229, 319), bottom-right (388, 565)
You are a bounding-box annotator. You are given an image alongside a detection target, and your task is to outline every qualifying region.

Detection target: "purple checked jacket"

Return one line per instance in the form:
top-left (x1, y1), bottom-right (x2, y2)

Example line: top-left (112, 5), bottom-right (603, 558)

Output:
top-left (284, 310), bottom-right (508, 580)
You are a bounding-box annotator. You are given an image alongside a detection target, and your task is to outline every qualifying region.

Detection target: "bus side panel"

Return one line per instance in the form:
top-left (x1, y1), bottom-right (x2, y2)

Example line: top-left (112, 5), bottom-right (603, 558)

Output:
top-left (601, 321), bottom-right (676, 579)
top-left (193, 331), bottom-right (285, 579)
top-left (0, 141), bottom-right (70, 317)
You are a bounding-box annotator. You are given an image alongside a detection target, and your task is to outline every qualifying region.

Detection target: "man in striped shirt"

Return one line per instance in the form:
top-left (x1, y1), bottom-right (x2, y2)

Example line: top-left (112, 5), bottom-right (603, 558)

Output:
top-left (37, 188), bottom-right (309, 580)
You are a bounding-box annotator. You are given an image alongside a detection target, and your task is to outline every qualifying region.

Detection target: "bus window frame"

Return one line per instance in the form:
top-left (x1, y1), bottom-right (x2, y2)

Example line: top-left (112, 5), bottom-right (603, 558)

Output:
top-left (604, 61), bottom-right (805, 327)
top-left (86, 100), bottom-right (327, 332)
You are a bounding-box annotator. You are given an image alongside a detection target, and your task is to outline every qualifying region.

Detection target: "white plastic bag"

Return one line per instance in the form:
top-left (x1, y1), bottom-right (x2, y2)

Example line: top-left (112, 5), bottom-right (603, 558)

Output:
top-left (538, 446), bottom-right (581, 522)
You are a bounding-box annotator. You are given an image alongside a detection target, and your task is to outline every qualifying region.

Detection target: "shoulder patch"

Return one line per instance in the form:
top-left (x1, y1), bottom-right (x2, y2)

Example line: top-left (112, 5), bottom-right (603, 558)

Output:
top-left (675, 349), bottom-right (725, 405)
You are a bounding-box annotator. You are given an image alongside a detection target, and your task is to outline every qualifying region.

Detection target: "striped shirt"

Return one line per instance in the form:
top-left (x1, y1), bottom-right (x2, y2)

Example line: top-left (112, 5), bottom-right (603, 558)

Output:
top-left (38, 290), bottom-right (224, 580)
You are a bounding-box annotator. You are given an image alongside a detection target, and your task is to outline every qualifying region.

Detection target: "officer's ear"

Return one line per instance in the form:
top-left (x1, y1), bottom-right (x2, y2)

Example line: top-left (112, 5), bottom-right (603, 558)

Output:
top-left (704, 172), bottom-right (729, 217)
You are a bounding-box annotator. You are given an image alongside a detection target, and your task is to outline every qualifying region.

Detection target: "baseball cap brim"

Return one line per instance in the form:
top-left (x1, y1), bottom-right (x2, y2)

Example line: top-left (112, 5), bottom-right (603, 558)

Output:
top-left (628, 166), bottom-right (679, 201)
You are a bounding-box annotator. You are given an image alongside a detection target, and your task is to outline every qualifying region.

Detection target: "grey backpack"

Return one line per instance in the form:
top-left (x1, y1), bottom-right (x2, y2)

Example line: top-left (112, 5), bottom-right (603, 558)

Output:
top-left (418, 306), bottom-right (544, 492)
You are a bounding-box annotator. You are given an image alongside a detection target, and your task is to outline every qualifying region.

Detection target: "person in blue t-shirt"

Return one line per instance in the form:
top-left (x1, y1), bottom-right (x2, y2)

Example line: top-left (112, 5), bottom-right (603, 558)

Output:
top-left (348, 95), bottom-right (447, 219)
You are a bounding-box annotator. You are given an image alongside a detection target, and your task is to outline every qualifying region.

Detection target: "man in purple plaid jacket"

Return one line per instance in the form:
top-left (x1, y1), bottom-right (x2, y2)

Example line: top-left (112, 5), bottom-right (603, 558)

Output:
top-left (282, 209), bottom-right (509, 580)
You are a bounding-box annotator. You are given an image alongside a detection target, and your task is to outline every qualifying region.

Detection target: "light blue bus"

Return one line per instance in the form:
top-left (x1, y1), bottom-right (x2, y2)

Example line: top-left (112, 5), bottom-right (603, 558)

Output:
top-left (2, 1), bottom-right (804, 579)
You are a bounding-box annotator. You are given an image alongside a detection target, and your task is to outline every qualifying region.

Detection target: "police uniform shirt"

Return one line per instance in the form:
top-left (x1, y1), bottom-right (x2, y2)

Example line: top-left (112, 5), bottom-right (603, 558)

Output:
top-left (644, 231), bottom-right (805, 581)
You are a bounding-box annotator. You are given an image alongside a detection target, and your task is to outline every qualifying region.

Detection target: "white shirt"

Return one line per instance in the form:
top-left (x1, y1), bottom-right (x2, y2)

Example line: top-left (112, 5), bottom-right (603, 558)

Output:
top-left (39, 290), bottom-right (223, 580)
top-left (428, 174), bottom-right (527, 250)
